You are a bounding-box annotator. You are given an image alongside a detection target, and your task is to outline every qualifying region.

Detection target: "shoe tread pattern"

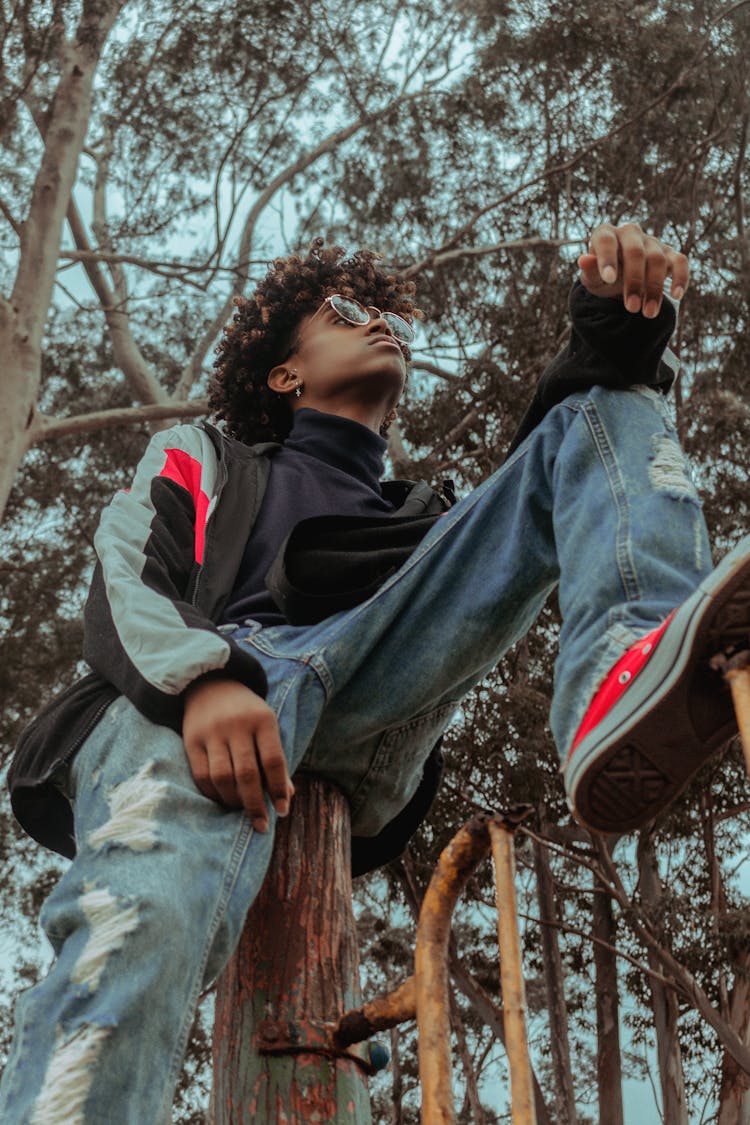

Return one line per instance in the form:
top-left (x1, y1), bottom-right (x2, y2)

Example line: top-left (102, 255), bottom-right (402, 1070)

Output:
top-left (588, 744), bottom-right (671, 828)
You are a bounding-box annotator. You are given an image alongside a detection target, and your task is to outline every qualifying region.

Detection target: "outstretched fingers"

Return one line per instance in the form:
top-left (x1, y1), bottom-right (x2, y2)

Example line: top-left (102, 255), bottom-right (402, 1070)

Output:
top-left (581, 222), bottom-right (690, 315)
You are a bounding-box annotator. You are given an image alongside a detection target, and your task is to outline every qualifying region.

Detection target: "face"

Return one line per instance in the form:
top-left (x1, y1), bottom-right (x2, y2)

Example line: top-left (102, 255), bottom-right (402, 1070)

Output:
top-left (268, 299), bottom-right (408, 415)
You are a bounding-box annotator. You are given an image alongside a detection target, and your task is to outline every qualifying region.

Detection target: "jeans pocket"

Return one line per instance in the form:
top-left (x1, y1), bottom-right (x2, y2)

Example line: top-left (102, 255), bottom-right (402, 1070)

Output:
top-left (348, 701), bottom-right (458, 837)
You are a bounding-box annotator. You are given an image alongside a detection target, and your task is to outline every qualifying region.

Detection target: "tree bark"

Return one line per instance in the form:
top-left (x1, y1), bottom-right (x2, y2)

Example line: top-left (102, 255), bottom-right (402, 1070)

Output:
top-left (533, 833), bottom-right (578, 1123)
top-left (0, 1), bottom-right (125, 523)
top-left (718, 953), bottom-right (750, 1124)
top-left (591, 873), bottom-right (624, 1125)
top-left (211, 776), bottom-right (370, 1123)
top-left (637, 834), bottom-right (688, 1125)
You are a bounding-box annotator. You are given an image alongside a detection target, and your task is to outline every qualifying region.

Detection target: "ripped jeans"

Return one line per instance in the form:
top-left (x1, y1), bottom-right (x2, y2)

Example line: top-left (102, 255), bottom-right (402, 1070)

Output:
top-left (0, 386), bottom-right (713, 1123)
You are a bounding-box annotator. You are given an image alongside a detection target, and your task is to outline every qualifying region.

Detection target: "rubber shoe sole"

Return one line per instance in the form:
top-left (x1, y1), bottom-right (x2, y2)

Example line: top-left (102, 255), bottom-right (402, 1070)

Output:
top-left (564, 533), bottom-right (750, 833)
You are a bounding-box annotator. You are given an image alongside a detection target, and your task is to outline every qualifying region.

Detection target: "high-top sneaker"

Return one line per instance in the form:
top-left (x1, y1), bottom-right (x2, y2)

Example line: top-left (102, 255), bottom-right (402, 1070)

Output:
top-left (564, 534), bottom-right (750, 833)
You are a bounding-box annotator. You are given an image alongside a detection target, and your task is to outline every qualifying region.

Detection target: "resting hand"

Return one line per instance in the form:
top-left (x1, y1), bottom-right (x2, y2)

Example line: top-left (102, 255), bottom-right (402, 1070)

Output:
top-left (182, 678), bottom-right (294, 832)
top-left (578, 222), bottom-right (689, 319)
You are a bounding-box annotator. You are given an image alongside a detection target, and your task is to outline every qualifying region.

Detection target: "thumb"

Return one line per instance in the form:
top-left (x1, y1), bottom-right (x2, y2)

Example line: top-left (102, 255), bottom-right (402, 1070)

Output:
top-left (578, 252), bottom-right (601, 286)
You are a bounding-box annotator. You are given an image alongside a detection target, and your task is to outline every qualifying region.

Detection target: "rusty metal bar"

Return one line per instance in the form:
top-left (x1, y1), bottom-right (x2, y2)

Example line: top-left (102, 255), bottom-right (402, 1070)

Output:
top-left (333, 975), bottom-right (416, 1048)
top-left (415, 806), bottom-right (534, 1124)
top-left (331, 806), bottom-right (536, 1120)
top-left (416, 816), bottom-right (492, 1124)
top-left (489, 821), bottom-right (538, 1125)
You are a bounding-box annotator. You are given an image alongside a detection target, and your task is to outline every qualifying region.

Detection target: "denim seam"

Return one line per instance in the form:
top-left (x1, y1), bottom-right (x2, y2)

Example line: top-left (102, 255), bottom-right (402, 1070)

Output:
top-left (247, 638), bottom-right (334, 700)
top-left (580, 400), bottom-right (640, 603)
top-left (347, 699), bottom-right (458, 821)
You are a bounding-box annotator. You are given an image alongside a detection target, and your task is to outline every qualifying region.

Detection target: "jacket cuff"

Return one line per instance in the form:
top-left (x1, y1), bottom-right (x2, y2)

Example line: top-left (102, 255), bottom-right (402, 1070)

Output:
top-left (168, 639), bottom-right (269, 734)
top-left (504, 282), bottom-right (679, 459)
top-left (184, 638), bottom-right (268, 698)
top-left (566, 279), bottom-right (677, 390)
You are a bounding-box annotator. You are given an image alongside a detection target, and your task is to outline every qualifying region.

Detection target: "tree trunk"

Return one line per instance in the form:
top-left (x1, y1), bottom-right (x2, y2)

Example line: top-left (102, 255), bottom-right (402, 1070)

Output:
top-left (533, 833), bottom-right (578, 1123)
top-left (211, 776), bottom-right (371, 1123)
top-left (0, 2), bottom-right (124, 523)
top-left (591, 874), bottom-right (624, 1125)
top-left (718, 952), bottom-right (750, 1125)
top-left (450, 990), bottom-right (486, 1123)
top-left (637, 835), bottom-right (688, 1125)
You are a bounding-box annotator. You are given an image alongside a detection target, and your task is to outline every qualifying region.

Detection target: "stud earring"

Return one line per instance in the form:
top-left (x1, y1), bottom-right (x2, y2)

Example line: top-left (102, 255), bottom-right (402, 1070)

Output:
top-left (287, 367), bottom-right (303, 398)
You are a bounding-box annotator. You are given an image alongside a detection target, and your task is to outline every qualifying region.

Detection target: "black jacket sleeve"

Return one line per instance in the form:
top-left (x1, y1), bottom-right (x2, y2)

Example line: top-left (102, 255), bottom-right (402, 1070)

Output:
top-left (506, 281), bottom-right (678, 457)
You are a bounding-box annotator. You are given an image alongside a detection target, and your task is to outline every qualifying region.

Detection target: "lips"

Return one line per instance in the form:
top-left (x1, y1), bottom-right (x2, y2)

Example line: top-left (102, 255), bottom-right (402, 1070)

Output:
top-left (370, 337), bottom-right (402, 351)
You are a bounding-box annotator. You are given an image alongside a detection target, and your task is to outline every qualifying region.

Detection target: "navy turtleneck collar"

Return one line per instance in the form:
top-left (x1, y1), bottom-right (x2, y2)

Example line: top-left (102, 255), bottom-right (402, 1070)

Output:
top-left (283, 408), bottom-right (387, 489)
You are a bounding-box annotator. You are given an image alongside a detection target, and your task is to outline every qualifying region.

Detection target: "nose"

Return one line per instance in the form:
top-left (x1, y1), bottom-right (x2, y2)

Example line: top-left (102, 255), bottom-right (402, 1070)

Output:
top-left (365, 309), bottom-right (394, 337)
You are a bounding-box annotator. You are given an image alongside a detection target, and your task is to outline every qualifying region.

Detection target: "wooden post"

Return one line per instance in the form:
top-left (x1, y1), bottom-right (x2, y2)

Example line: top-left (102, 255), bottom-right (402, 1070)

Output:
top-left (726, 665), bottom-right (750, 776)
top-left (211, 776), bottom-right (371, 1124)
top-left (489, 822), bottom-right (537, 1125)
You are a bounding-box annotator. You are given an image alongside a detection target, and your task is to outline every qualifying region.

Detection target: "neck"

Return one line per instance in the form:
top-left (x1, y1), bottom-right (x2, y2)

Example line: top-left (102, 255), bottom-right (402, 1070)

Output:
top-left (290, 396), bottom-right (390, 435)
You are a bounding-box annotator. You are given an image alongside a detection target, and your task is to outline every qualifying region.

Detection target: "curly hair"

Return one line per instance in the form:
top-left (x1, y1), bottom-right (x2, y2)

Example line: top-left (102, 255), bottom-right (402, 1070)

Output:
top-left (209, 238), bottom-right (421, 444)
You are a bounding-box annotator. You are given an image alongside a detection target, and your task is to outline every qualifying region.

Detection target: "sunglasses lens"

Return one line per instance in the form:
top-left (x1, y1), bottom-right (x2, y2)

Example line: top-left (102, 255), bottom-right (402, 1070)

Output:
top-left (329, 294), bottom-right (415, 343)
top-left (382, 313), bottom-right (415, 343)
top-left (330, 295), bottom-right (369, 324)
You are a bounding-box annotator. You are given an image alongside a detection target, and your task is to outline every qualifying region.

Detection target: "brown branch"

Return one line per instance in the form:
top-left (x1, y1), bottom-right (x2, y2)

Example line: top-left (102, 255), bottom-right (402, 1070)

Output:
top-left (428, 236), bottom-right (582, 271)
top-left (10, 0), bottom-right (125, 341)
top-left (411, 359), bottom-right (462, 383)
top-left (395, 851), bottom-right (556, 1125)
top-left (65, 198), bottom-right (166, 404)
top-left (734, 112), bottom-right (749, 264)
top-left (91, 134), bottom-right (126, 301)
top-left (386, 417), bottom-right (417, 479)
top-left (0, 197), bottom-right (21, 236)
top-left (519, 908), bottom-right (679, 994)
top-left (58, 249), bottom-right (270, 277)
top-left (30, 400), bottom-right (207, 443)
top-left (449, 991), bottom-right (487, 1123)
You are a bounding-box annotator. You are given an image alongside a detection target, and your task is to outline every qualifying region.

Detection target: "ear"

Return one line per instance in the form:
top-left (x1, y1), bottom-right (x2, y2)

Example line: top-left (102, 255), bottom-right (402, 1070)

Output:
top-left (267, 365), bottom-right (300, 395)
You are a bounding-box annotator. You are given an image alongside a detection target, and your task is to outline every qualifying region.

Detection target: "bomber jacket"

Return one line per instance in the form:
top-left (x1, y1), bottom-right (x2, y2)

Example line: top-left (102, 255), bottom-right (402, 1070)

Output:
top-left (7, 282), bottom-right (679, 876)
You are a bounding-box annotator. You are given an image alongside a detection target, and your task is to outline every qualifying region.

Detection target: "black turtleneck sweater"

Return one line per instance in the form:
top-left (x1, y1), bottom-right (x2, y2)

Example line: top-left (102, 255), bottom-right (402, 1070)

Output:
top-left (220, 408), bottom-right (395, 627)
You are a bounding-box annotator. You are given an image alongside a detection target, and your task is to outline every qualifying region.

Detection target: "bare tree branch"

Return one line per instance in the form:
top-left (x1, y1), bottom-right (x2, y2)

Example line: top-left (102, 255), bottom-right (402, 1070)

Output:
top-left (0, 196), bottom-right (21, 236)
top-left (30, 400), bottom-right (207, 443)
top-left (65, 199), bottom-right (167, 404)
top-left (386, 417), bottom-right (416, 478)
top-left (427, 236), bottom-right (582, 270)
top-left (594, 836), bottom-right (750, 1077)
top-left (411, 359), bottom-right (462, 383)
top-left (0, 0), bottom-right (127, 521)
top-left (174, 70), bottom-right (460, 401)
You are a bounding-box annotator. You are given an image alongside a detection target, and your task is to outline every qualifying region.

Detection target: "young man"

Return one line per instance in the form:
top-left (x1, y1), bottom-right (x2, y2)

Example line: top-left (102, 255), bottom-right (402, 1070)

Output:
top-left (3, 223), bottom-right (749, 1123)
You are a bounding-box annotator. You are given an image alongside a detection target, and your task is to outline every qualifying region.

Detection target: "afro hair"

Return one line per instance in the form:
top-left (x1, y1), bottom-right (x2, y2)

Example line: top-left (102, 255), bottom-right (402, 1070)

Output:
top-left (209, 238), bottom-right (421, 445)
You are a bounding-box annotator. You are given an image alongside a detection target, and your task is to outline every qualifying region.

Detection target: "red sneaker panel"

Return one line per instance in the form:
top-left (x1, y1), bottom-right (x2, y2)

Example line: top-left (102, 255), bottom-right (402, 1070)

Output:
top-left (566, 612), bottom-right (676, 762)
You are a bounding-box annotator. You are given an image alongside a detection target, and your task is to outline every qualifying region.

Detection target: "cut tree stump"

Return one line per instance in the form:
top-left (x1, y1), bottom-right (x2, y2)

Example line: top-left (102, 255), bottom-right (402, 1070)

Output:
top-left (211, 775), bottom-right (372, 1124)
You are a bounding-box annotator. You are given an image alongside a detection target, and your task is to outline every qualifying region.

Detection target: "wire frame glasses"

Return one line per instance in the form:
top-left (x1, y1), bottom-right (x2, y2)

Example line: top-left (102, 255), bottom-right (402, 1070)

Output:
top-left (314, 294), bottom-right (416, 343)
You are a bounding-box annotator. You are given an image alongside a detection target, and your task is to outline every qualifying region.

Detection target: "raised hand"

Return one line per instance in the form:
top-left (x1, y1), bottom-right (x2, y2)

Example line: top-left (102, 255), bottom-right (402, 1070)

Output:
top-left (578, 222), bottom-right (689, 319)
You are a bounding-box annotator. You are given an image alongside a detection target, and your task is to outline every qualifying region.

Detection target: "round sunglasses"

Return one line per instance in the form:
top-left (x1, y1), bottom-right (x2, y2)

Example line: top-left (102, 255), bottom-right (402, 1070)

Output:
top-left (312, 294), bottom-right (415, 344)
